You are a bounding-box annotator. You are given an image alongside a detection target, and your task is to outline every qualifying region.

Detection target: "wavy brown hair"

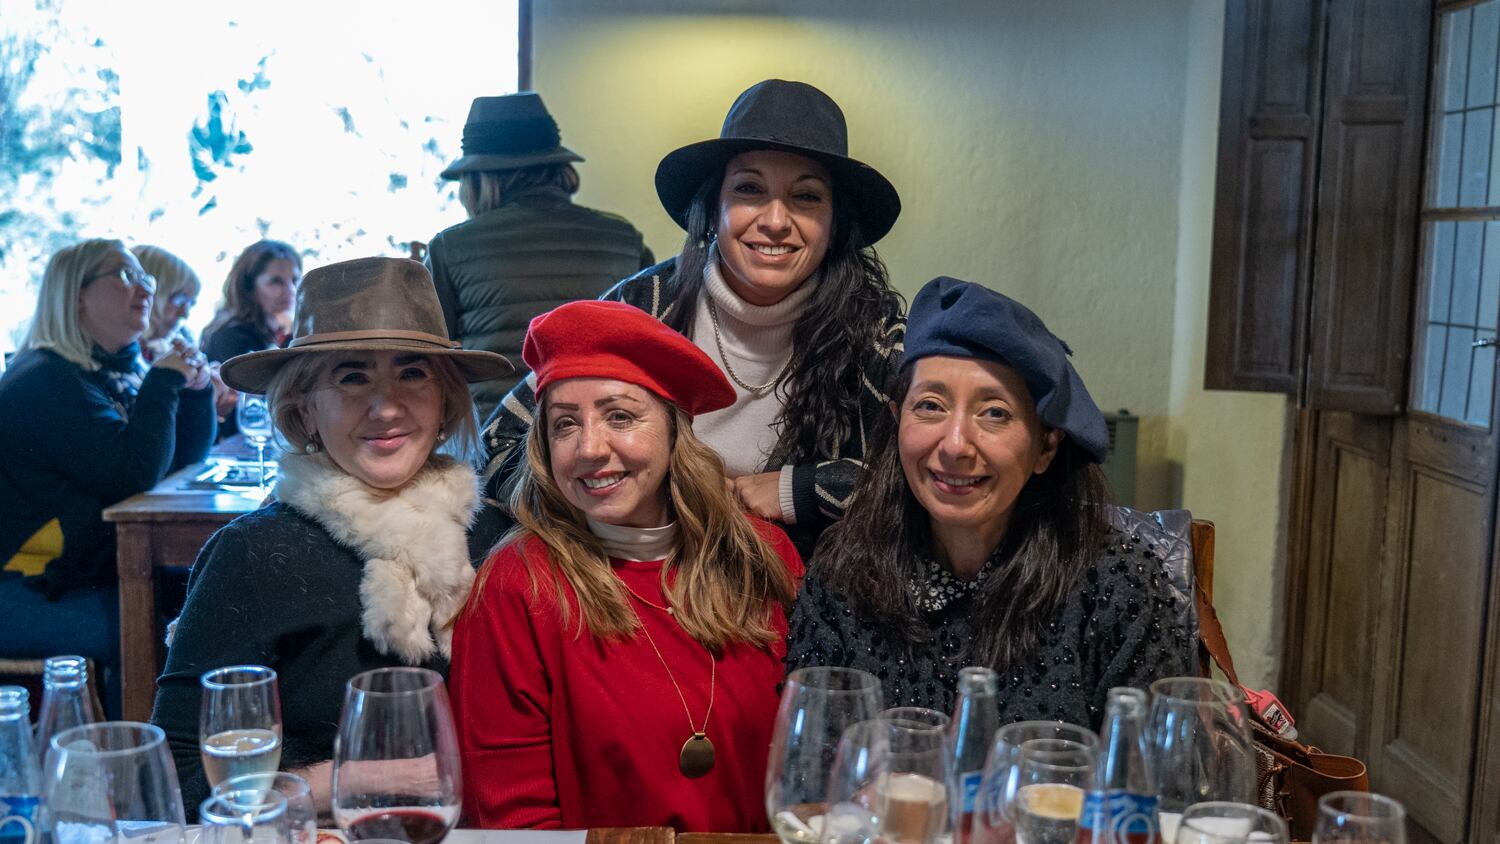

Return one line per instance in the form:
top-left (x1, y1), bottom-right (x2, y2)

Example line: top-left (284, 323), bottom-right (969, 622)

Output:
top-left (204, 240), bottom-right (301, 346)
top-left (464, 391), bottom-right (796, 649)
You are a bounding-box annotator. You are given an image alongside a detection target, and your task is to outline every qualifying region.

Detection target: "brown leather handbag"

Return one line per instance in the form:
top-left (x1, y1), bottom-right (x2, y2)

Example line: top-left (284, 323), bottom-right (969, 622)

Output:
top-left (1195, 586), bottom-right (1369, 840)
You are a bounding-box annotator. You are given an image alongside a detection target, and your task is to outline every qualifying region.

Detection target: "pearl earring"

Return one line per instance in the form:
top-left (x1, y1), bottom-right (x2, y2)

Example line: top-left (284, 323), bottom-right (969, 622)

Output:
top-left (304, 439), bottom-right (319, 454)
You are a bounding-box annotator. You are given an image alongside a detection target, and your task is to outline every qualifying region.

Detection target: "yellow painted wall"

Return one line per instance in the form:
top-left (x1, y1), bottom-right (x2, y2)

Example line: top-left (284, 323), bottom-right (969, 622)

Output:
top-left (534, 0), bottom-right (1287, 686)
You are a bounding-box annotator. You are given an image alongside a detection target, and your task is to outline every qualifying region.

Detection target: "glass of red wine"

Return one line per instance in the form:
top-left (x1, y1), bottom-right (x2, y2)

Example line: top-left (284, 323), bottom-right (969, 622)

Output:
top-left (332, 668), bottom-right (461, 844)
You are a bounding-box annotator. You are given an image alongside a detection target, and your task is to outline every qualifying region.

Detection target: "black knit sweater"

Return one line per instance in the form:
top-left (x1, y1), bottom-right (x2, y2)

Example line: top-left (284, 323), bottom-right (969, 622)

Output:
top-left (785, 529), bottom-right (1197, 727)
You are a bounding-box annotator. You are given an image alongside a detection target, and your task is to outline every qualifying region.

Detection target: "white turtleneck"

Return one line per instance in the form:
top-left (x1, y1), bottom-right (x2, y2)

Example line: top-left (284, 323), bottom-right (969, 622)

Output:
top-left (586, 517), bottom-right (680, 562)
top-left (690, 249), bottom-right (814, 521)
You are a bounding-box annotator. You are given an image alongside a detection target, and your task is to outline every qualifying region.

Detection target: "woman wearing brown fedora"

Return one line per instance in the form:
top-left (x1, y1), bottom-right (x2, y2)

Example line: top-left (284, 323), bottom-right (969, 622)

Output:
top-left (473, 79), bottom-right (905, 558)
top-left (151, 257), bottom-right (511, 816)
top-left (426, 92), bottom-right (653, 420)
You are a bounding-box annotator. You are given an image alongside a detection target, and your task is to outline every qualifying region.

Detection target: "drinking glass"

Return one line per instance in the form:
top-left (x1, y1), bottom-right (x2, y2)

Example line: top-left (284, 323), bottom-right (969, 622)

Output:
top-left (765, 666), bottom-right (883, 844)
top-left (1014, 739), bottom-right (1096, 844)
top-left (237, 393), bottom-right (274, 489)
top-left (1176, 802), bottom-right (1289, 844)
top-left (213, 773), bottom-right (317, 844)
top-left (332, 667), bottom-right (461, 844)
top-left (200, 666), bottom-right (283, 788)
top-left (200, 786), bottom-right (293, 844)
top-left (973, 721), bottom-right (1099, 844)
top-left (44, 722), bottom-right (187, 844)
top-left (1149, 678), bottom-right (1256, 842)
top-left (822, 713), bottom-right (951, 844)
top-left (1310, 792), bottom-right (1406, 844)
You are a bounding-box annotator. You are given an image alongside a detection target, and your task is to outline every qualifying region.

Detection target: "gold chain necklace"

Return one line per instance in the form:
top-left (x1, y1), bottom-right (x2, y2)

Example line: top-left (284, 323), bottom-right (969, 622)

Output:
top-left (618, 578), bottom-right (717, 778)
top-left (705, 297), bottom-right (791, 397)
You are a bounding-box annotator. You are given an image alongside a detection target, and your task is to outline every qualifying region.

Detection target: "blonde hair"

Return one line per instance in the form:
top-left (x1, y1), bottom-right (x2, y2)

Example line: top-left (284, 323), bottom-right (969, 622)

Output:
top-left (133, 245), bottom-right (202, 340)
top-left (264, 350), bottom-right (480, 465)
top-left (465, 393), bottom-right (796, 650)
top-left (23, 239), bottom-right (132, 370)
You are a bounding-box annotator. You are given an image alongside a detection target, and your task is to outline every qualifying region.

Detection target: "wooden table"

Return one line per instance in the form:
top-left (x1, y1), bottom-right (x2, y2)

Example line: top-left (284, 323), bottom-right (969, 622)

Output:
top-left (103, 451), bottom-right (265, 720)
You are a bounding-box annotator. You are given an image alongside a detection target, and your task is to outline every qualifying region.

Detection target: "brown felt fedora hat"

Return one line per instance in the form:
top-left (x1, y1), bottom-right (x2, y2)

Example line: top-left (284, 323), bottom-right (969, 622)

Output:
top-left (220, 257), bottom-right (513, 393)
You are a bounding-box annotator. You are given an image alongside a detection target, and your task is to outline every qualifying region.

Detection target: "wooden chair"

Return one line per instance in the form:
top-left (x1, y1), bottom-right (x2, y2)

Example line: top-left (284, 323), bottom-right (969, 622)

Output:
top-left (0, 656), bottom-right (105, 721)
top-left (1191, 518), bottom-right (1215, 604)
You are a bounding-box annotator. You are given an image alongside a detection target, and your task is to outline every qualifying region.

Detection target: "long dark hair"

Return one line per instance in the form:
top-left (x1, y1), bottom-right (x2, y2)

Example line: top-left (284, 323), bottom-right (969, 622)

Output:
top-left (811, 366), bottom-right (1113, 673)
top-left (204, 240), bottom-right (300, 345)
top-left (658, 167), bottom-right (903, 466)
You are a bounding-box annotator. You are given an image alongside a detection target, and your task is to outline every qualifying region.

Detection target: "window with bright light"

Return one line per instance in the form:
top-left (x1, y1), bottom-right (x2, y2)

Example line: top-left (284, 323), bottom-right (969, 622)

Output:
top-left (0, 0), bottom-right (521, 352)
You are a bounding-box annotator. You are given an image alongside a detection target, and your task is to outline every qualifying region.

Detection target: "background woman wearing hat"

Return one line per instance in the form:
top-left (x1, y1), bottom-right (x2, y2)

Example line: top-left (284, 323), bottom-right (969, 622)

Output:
top-left (203, 239), bottom-right (303, 439)
top-left (473, 79), bottom-right (905, 558)
top-left (0, 238), bottom-right (215, 713)
top-left (787, 277), bottom-right (1195, 724)
top-left (451, 300), bottom-right (801, 831)
top-left (152, 257), bottom-right (510, 815)
top-left (426, 91), bottom-right (653, 419)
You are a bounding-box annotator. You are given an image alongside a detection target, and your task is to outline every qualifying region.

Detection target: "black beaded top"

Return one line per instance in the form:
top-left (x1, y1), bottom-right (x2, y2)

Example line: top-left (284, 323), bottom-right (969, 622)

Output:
top-left (785, 528), bottom-right (1196, 727)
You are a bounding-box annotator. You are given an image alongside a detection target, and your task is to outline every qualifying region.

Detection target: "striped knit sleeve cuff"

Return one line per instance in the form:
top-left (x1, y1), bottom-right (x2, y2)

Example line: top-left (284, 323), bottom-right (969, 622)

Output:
top-left (778, 465), bottom-right (798, 524)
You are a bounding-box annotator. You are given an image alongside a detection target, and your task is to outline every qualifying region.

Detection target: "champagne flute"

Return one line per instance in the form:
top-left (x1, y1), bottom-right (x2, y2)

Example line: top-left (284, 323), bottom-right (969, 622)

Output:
top-left (237, 393), bottom-right (274, 489)
top-left (1310, 792), bottom-right (1406, 844)
top-left (200, 666), bottom-right (283, 788)
top-left (44, 722), bottom-right (187, 844)
top-left (332, 668), bottom-right (461, 844)
top-left (213, 773), bottom-right (317, 844)
top-left (200, 786), bottom-right (293, 844)
top-left (1176, 802), bottom-right (1288, 844)
top-left (1012, 739), bottom-right (1095, 844)
top-left (766, 667), bottom-right (883, 844)
top-left (823, 712), bottom-right (951, 844)
top-left (973, 721), bottom-right (1099, 844)
top-left (1149, 678), bottom-right (1255, 842)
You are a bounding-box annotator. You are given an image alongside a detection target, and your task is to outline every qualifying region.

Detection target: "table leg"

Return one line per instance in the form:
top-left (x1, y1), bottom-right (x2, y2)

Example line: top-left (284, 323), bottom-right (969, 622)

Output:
top-left (117, 524), bottom-right (159, 721)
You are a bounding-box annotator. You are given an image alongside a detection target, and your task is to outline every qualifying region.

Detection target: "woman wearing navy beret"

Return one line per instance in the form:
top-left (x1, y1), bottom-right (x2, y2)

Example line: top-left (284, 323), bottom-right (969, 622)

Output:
top-left (786, 277), bottom-right (1195, 725)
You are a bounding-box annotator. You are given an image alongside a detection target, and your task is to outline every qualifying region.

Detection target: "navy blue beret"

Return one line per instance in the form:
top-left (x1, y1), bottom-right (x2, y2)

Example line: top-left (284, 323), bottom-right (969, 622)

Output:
top-left (903, 277), bottom-right (1109, 463)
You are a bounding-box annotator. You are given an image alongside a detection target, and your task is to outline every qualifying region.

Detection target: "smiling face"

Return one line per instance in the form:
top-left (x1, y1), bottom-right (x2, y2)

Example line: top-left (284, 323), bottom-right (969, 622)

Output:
top-left (544, 378), bottom-right (673, 529)
top-left (302, 351), bottom-right (444, 489)
top-left (715, 149), bottom-right (834, 307)
top-left (78, 247), bottom-right (154, 353)
top-left (252, 258), bottom-right (299, 322)
top-left (898, 356), bottom-right (1062, 551)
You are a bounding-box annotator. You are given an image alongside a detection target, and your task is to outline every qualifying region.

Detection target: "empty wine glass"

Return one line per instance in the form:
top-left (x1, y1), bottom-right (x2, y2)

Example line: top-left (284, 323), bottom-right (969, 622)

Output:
top-left (1176, 802), bottom-right (1289, 844)
top-left (823, 712), bottom-right (951, 844)
top-left (213, 773), bottom-right (316, 844)
top-left (1011, 739), bottom-right (1095, 844)
top-left (766, 667), bottom-right (883, 844)
top-left (1311, 792), bottom-right (1406, 844)
top-left (332, 667), bottom-right (461, 844)
top-left (1149, 678), bottom-right (1256, 842)
top-left (200, 666), bottom-right (283, 788)
top-left (237, 392), bottom-right (274, 489)
top-left (200, 785), bottom-right (293, 844)
top-left (44, 722), bottom-right (187, 844)
top-left (973, 721), bottom-right (1099, 844)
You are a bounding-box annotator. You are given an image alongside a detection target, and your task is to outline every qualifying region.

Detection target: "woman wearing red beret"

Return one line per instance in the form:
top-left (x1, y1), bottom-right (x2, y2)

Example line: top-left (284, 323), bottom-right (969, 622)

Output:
top-left (450, 300), bottom-right (803, 831)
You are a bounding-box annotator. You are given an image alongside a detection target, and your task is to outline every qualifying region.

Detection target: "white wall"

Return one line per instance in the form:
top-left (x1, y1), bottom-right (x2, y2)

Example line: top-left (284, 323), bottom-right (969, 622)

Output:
top-left (535, 0), bottom-right (1286, 686)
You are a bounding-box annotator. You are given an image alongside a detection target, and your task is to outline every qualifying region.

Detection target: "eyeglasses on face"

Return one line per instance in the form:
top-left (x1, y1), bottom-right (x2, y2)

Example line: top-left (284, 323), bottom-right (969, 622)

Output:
top-left (85, 265), bottom-right (156, 292)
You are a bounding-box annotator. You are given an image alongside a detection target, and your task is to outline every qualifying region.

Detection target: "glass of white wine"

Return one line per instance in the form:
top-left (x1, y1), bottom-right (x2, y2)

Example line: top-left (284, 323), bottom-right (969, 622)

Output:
top-left (200, 666), bottom-right (283, 787)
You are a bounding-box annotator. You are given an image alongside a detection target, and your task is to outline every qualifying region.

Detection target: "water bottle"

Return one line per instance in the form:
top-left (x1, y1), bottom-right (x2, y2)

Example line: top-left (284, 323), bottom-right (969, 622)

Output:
top-left (1077, 687), bottom-right (1157, 844)
top-left (0, 687), bottom-right (44, 844)
top-left (948, 667), bottom-right (1001, 844)
top-left (34, 656), bottom-right (96, 767)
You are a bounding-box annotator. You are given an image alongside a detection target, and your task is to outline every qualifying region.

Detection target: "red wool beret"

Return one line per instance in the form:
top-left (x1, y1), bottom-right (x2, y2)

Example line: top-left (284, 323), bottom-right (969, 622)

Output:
top-left (522, 300), bottom-right (736, 417)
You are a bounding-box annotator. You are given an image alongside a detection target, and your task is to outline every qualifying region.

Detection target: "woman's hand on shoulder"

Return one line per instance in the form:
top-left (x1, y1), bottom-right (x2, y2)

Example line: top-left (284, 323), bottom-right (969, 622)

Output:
top-left (153, 338), bottom-right (211, 390)
top-left (730, 471), bottom-right (784, 521)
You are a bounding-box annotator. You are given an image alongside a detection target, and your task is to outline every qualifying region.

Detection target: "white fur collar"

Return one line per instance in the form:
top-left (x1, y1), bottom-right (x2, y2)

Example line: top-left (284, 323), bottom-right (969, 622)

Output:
top-left (274, 450), bottom-right (479, 664)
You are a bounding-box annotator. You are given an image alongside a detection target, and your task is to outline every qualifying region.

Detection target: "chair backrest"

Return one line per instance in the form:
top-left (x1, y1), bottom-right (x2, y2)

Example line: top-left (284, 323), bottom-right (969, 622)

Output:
top-left (1191, 518), bottom-right (1215, 603)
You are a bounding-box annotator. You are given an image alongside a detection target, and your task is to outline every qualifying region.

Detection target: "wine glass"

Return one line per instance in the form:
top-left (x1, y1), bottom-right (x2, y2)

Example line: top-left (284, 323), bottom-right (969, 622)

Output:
top-left (44, 721), bottom-right (187, 844)
top-left (1176, 802), bottom-right (1289, 844)
top-left (1011, 739), bottom-right (1095, 844)
top-left (766, 667), bottom-right (883, 844)
top-left (200, 666), bottom-right (283, 788)
top-left (332, 667), bottom-right (461, 844)
top-left (237, 392), bottom-right (274, 489)
top-left (1310, 792), bottom-right (1406, 844)
top-left (213, 773), bottom-right (316, 844)
top-left (973, 721), bottom-right (1099, 844)
top-left (822, 712), bottom-right (951, 844)
top-left (200, 785), bottom-right (293, 844)
top-left (1149, 678), bottom-right (1256, 842)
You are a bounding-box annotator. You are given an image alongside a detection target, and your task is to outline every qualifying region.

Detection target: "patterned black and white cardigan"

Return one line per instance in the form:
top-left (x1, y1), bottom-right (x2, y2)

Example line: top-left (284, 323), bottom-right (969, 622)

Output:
top-left (469, 258), bottom-right (906, 557)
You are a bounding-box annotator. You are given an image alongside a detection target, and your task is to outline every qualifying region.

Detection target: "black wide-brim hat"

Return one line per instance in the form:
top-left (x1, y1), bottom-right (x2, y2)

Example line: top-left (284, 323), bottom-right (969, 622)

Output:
top-left (441, 92), bottom-right (583, 180)
top-left (654, 80), bottom-right (901, 248)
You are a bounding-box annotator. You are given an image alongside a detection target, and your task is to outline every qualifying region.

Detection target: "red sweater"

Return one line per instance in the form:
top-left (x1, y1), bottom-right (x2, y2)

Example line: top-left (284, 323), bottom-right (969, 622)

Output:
top-left (450, 523), bottom-right (803, 832)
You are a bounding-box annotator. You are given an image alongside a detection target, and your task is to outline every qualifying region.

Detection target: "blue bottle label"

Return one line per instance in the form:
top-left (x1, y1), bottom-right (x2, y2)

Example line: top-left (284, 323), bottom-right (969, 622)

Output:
top-left (0, 795), bottom-right (41, 844)
top-left (958, 770), bottom-right (984, 814)
top-left (1079, 790), bottom-right (1158, 844)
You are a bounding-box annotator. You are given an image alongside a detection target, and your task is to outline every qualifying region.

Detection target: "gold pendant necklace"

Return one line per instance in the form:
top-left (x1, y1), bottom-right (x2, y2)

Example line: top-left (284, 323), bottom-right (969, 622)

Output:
top-left (619, 579), bottom-right (717, 778)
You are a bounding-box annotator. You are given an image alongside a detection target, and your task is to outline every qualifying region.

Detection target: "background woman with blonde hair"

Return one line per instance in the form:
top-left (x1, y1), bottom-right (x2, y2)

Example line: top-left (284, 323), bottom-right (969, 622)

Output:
top-left (451, 299), bottom-right (801, 832)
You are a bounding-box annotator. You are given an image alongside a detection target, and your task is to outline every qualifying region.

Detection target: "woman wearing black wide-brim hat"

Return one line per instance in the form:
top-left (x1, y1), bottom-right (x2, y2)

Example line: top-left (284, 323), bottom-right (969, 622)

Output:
top-left (474, 79), bottom-right (905, 557)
